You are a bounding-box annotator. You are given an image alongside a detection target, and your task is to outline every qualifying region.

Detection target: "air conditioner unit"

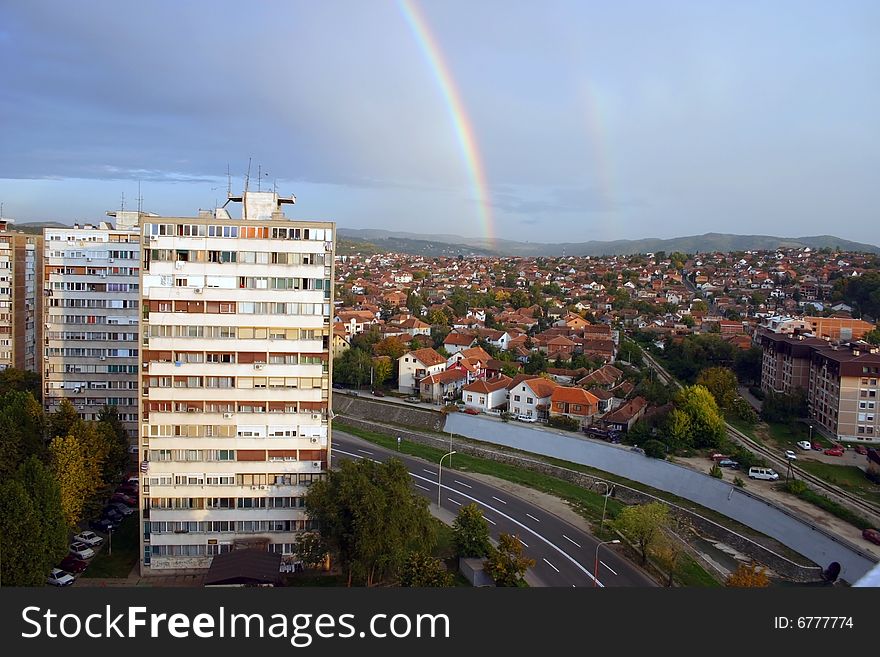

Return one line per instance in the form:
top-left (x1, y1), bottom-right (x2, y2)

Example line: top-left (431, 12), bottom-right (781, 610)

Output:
top-left (193, 288), bottom-right (203, 294)
top-left (309, 437), bottom-right (319, 444)
top-left (254, 364), bottom-right (264, 370)
top-left (108, 258), bottom-right (114, 263)
top-left (142, 363), bottom-right (148, 368)
top-left (149, 235), bottom-right (158, 241)
top-left (174, 261), bottom-right (184, 269)
top-left (86, 258), bottom-right (92, 262)
top-left (259, 485), bottom-right (267, 490)
top-left (251, 486), bottom-right (258, 490)
top-left (223, 412), bottom-right (233, 418)
top-left (100, 356), bottom-right (106, 361)
top-left (311, 414), bottom-right (320, 420)
top-left (312, 461), bottom-right (321, 468)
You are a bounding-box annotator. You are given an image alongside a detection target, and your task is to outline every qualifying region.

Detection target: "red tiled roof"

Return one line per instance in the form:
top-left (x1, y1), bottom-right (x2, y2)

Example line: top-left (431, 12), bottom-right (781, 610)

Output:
top-left (551, 387), bottom-right (600, 405)
top-left (603, 396), bottom-right (648, 424)
top-left (422, 369), bottom-right (468, 385)
top-left (407, 347), bottom-right (446, 367)
top-left (463, 376), bottom-right (512, 394)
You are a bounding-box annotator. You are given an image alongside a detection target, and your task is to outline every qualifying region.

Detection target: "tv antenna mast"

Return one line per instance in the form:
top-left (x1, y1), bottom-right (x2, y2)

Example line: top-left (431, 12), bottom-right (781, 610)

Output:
top-left (137, 181), bottom-right (144, 213)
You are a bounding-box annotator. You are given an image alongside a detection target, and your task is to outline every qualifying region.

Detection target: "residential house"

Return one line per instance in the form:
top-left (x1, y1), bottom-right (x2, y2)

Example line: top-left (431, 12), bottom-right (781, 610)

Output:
top-left (462, 375), bottom-right (512, 413)
top-left (550, 387), bottom-right (600, 427)
top-left (443, 331), bottom-right (477, 354)
top-left (577, 364), bottom-right (624, 389)
top-left (398, 348), bottom-right (447, 394)
top-left (508, 377), bottom-right (559, 421)
top-left (601, 396), bottom-right (648, 432)
top-left (421, 369), bottom-right (469, 404)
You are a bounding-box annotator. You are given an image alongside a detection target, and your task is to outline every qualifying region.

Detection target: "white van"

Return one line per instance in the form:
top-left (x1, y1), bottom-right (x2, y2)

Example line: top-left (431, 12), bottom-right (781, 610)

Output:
top-left (748, 466), bottom-right (779, 481)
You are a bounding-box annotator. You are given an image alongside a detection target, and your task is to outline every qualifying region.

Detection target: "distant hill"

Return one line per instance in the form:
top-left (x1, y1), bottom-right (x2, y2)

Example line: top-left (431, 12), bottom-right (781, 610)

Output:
top-left (338, 236), bottom-right (494, 257)
top-left (7, 221), bottom-right (71, 235)
top-left (337, 228), bottom-right (880, 256)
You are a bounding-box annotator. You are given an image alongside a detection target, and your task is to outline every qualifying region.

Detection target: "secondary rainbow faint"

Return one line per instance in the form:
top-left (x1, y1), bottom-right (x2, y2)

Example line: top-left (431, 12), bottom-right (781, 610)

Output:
top-left (398, 0), bottom-right (495, 250)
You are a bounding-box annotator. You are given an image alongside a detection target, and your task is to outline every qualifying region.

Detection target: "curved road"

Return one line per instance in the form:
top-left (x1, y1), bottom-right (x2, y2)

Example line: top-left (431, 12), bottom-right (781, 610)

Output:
top-left (332, 430), bottom-right (656, 588)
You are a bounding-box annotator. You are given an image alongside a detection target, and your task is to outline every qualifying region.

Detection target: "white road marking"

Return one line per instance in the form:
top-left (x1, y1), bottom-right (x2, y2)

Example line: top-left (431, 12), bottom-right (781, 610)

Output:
top-left (600, 561), bottom-right (618, 576)
top-left (484, 516), bottom-right (496, 525)
top-left (334, 443), bottom-right (603, 587)
top-left (415, 484), bottom-right (430, 491)
top-left (492, 496), bottom-right (507, 504)
top-left (543, 558), bottom-right (560, 573)
top-left (423, 469), bottom-right (436, 476)
top-left (563, 535), bottom-right (581, 548)
top-left (454, 480), bottom-right (472, 489)
top-left (357, 449), bottom-right (373, 455)
top-left (448, 498), bottom-right (462, 506)
top-left (519, 538), bottom-right (529, 548)
top-left (526, 513), bottom-right (540, 522)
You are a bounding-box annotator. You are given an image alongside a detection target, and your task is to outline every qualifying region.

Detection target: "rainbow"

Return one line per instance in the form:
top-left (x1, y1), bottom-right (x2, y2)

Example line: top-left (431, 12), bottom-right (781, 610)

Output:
top-left (398, 0), bottom-right (495, 249)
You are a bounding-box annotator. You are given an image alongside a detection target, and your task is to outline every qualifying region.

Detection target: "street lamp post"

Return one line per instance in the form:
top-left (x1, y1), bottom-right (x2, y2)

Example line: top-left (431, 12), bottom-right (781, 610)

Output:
top-left (438, 451), bottom-right (456, 509)
top-left (593, 539), bottom-right (620, 587)
top-left (595, 482), bottom-right (615, 534)
top-left (809, 424), bottom-right (813, 444)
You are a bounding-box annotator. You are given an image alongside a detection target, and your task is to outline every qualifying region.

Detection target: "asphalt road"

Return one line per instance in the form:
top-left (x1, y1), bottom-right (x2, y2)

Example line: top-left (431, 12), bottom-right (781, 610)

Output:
top-left (332, 430), bottom-right (657, 588)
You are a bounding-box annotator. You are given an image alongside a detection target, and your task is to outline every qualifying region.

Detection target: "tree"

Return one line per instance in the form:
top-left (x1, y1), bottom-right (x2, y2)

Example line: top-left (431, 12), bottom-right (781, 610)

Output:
top-left (612, 502), bottom-right (670, 565)
top-left (726, 562), bottom-right (770, 587)
top-left (864, 328), bottom-right (880, 346)
top-left (524, 351), bottom-right (548, 375)
top-left (16, 456), bottom-right (68, 571)
top-left (294, 531), bottom-right (330, 570)
top-left (452, 503), bottom-right (492, 558)
top-left (0, 479), bottom-right (46, 586)
top-left (373, 337), bottom-right (407, 362)
top-left (0, 367), bottom-right (42, 401)
top-left (642, 439), bottom-right (667, 459)
top-left (306, 458), bottom-right (436, 586)
top-left (484, 534), bottom-right (535, 587)
top-left (49, 398), bottom-right (81, 442)
top-left (372, 356), bottom-right (393, 386)
top-left (510, 289), bottom-right (530, 309)
top-left (49, 434), bottom-right (99, 529)
top-left (0, 390), bottom-right (46, 477)
top-left (734, 347), bottom-right (763, 386)
top-left (399, 552), bottom-right (454, 587)
top-left (674, 385), bottom-right (726, 449)
top-left (696, 367), bottom-right (738, 410)
top-left (98, 405), bottom-right (130, 481)
top-left (333, 348), bottom-right (375, 388)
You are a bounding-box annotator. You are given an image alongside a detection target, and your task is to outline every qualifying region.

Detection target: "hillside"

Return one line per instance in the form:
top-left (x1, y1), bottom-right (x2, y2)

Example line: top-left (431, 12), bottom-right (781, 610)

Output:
top-left (337, 228), bottom-right (880, 257)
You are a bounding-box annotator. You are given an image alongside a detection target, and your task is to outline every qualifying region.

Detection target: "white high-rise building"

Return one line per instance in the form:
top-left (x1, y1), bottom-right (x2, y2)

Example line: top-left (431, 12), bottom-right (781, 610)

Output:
top-left (139, 191), bottom-right (334, 572)
top-left (43, 216), bottom-right (140, 434)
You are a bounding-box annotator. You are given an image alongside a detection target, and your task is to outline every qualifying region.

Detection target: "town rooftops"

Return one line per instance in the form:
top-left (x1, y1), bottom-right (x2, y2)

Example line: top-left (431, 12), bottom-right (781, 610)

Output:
top-left (463, 375), bottom-right (512, 394)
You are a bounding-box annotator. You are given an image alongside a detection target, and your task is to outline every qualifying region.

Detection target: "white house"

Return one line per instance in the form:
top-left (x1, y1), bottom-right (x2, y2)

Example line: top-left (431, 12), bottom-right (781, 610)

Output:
top-left (462, 375), bottom-right (512, 413)
top-left (507, 377), bottom-right (559, 421)
top-left (398, 348), bottom-right (447, 394)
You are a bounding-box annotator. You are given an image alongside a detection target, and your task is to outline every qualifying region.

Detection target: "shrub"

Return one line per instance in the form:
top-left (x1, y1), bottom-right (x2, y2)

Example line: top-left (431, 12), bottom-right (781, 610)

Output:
top-left (733, 476), bottom-right (745, 488)
top-left (784, 479), bottom-right (808, 495)
top-left (500, 412), bottom-right (512, 423)
top-left (548, 416), bottom-right (580, 432)
top-left (709, 464), bottom-right (723, 478)
top-left (642, 439), bottom-right (667, 459)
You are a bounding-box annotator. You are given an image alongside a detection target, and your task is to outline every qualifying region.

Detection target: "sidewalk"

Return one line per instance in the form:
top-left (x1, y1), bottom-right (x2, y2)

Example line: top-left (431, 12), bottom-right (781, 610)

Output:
top-left (74, 564), bottom-right (206, 587)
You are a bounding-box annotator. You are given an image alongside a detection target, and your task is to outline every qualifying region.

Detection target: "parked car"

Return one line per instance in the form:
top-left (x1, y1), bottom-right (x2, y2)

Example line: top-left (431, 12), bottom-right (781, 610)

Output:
top-left (812, 442), bottom-right (823, 451)
top-left (629, 446), bottom-right (646, 455)
top-left (111, 492), bottom-right (136, 506)
top-left (69, 542), bottom-right (95, 560)
top-left (47, 568), bottom-right (75, 587)
top-left (109, 502), bottom-right (135, 516)
top-left (824, 446), bottom-right (845, 457)
top-left (516, 414), bottom-right (537, 423)
top-left (89, 518), bottom-right (115, 533)
top-left (128, 445), bottom-right (139, 454)
top-left (58, 555), bottom-right (88, 574)
top-left (784, 450), bottom-right (798, 461)
top-left (116, 484), bottom-right (138, 497)
top-left (73, 531), bottom-right (104, 547)
top-left (464, 408), bottom-right (480, 415)
top-left (748, 466), bottom-right (779, 481)
top-left (796, 440), bottom-right (812, 451)
top-left (718, 459), bottom-right (740, 469)
top-left (332, 382), bottom-right (345, 389)
top-left (102, 508), bottom-right (123, 524)
top-left (404, 397), bottom-right (421, 403)
top-left (856, 445), bottom-right (868, 455)
top-left (371, 390), bottom-right (385, 397)
top-left (863, 528), bottom-right (880, 546)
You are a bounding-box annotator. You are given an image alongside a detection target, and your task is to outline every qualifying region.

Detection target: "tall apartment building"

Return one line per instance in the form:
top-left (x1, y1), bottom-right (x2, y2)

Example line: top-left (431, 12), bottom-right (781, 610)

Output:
top-left (757, 329), bottom-right (880, 443)
top-left (43, 216), bottom-right (141, 435)
top-left (0, 218), bottom-right (42, 371)
top-left (139, 191), bottom-right (334, 573)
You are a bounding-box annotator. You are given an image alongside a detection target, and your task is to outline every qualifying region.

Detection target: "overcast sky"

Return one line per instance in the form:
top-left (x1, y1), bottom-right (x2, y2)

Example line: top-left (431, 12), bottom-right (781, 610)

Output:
top-left (1, 1), bottom-right (878, 245)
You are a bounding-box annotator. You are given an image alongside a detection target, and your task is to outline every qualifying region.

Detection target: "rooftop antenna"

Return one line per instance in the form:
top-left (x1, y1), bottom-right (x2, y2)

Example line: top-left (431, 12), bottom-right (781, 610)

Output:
top-left (137, 181), bottom-right (143, 214)
top-left (257, 164), bottom-right (269, 192)
top-left (226, 163), bottom-right (232, 197)
top-left (243, 158), bottom-right (252, 220)
top-left (120, 191), bottom-right (125, 213)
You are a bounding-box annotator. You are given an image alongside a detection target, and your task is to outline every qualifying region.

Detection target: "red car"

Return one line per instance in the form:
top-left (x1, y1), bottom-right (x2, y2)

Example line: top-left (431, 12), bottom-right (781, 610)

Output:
top-left (855, 445), bottom-right (868, 455)
top-left (863, 528), bottom-right (880, 546)
top-left (59, 555), bottom-right (88, 574)
top-left (464, 408), bottom-right (480, 415)
top-left (111, 492), bottom-right (136, 506)
top-left (824, 446), bottom-right (844, 457)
